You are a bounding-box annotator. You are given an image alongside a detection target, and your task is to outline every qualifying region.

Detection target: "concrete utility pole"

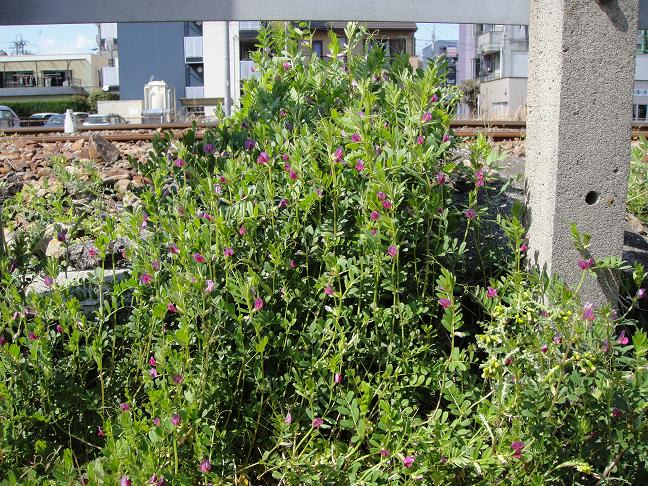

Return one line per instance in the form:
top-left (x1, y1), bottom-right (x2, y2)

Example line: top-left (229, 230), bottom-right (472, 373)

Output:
top-left (224, 21), bottom-right (232, 116)
top-left (525, 0), bottom-right (639, 304)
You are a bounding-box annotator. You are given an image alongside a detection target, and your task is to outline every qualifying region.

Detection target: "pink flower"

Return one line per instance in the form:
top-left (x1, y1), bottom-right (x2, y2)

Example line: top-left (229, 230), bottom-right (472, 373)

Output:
top-left (289, 170), bottom-right (297, 180)
top-left (0, 336), bottom-right (6, 346)
top-left (553, 333), bottom-right (563, 345)
top-left (257, 152), bottom-right (270, 164)
top-left (279, 108), bottom-right (287, 118)
top-left (637, 288), bottom-right (645, 298)
top-left (244, 138), bottom-right (255, 151)
top-left (171, 413), bottom-right (181, 426)
top-left (402, 456), bottom-right (415, 468)
top-left (315, 188), bottom-right (323, 197)
top-left (387, 245), bottom-right (398, 258)
top-left (200, 212), bottom-right (213, 221)
top-left (120, 476), bottom-right (132, 486)
top-left (223, 247), bottom-right (234, 258)
top-left (416, 135), bottom-right (425, 145)
top-left (312, 417), bottom-right (324, 428)
top-left (430, 94), bottom-right (439, 103)
top-left (370, 211), bottom-right (380, 221)
top-left (57, 229), bottom-right (68, 243)
top-left (436, 172), bottom-right (447, 185)
top-left (380, 449), bottom-right (390, 457)
top-left (324, 285), bottom-right (334, 296)
top-left (520, 243), bottom-right (529, 252)
top-left (205, 280), bottom-right (216, 293)
top-left (333, 147), bottom-right (344, 163)
top-left (43, 275), bottom-right (54, 288)
top-left (215, 185), bottom-right (223, 194)
top-left (88, 247), bottom-right (98, 258)
top-left (153, 417), bottom-right (161, 426)
top-left (193, 252), bottom-right (206, 263)
top-left (486, 287), bottom-right (497, 298)
top-left (167, 303), bottom-right (177, 314)
top-left (475, 169), bottom-right (485, 187)
top-left (442, 134), bottom-right (450, 143)
top-left (151, 260), bottom-right (160, 271)
top-left (439, 298), bottom-right (451, 309)
top-left (282, 153), bottom-right (290, 162)
top-left (168, 243), bottom-right (180, 255)
top-left (351, 133), bottom-right (361, 142)
top-left (422, 112), bottom-right (432, 122)
top-left (239, 226), bottom-right (247, 236)
top-left (149, 356), bottom-right (157, 367)
top-left (289, 260), bottom-right (297, 269)
top-left (334, 373), bottom-right (343, 384)
top-left (149, 368), bottom-right (158, 378)
top-left (278, 198), bottom-right (288, 209)
top-left (27, 331), bottom-right (38, 341)
top-left (140, 273), bottom-right (153, 285)
top-left (511, 441), bottom-right (525, 459)
top-left (617, 330), bottom-right (629, 345)
top-left (199, 459), bottom-right (212, 473)
top-left (377, 191), bottom-right (386, 201)
top-left (371, 228), bottom-right (377, 236)
top-left (119, 402), bottom-right (130, 412)
top-left (582, 303), bottom-right (596, 321)
top-left (54, 324), bottom-right (63, 334)
top-left (283, 61), bottom-right (292, 71)
top-left (355, 159), bottom-right (365, 172)
top-left (504, 357), bottom-right (513, 366)
top-left (173, 158), bottom-right (185, 168)
top-left (578, 258), bottom-right (595, 270)
top-left (254, 297), bottom-right (264, 311)
top-left (602, 340), bottom-right (610, 352)
top-left (284, 412), bottom-right (293, 424)
top-left (382, 200), bottom-right (392, 210)
top-left (612, 407), bottom-right (624, 418)
top-left (173, 374), bottom-right (183, 385)
top-left (540, 344), bottom-right (548, 353)
top-left (203, 143), bottom-right (215, 154)
top-left (97, 426), bottom-right (105, 437)
top-left (465, 208), bottom-right (477, 220)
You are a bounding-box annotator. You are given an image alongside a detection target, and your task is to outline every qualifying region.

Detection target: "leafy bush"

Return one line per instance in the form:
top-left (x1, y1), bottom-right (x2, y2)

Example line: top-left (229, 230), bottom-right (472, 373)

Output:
top-left (5, 97), bottom-right (89, 118)
top-left (629, 138), bottom-right (648, 225)
top-left (87, 90), bottom-right (119, 113)
top-left (1, 23), bottom-right (647, 485)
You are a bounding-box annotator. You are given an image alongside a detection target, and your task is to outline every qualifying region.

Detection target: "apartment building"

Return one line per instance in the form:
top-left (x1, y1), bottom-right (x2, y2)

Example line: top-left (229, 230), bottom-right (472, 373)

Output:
top-left (421, 40), bottom-right (458, 84)
top-left (0, 53), bottom-right (108, 102)
top-left (97, 22), bottom-right (119, 90)
top-left (117, 21), bottom-right (416, 116)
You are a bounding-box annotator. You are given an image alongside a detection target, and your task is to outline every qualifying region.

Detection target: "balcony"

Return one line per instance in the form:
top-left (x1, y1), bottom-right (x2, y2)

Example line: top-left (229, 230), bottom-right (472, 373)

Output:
top-left (184, 36), bottom-right (203, 63)
top-left (185, 86), bottom-right (205, 99)
top-left (240, 60), bottom-right (262, 81)
top-left (477, 31), bottom-right (503, 54)
top-left (239, 21), bottom-right (261, 31)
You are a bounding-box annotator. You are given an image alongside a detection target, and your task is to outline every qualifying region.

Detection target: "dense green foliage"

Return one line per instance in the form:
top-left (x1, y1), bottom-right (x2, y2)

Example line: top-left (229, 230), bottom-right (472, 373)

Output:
top-left (4, 97), bottom-right (89, 118)
top-left (1, 24), bottom-right (647, 485)
top-left (87, 90), bottom-right (119, 114)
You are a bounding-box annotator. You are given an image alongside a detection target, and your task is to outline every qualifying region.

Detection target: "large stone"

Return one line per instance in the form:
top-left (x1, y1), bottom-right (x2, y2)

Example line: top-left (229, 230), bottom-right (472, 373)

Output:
top-left (88, 134), bottom-right (120, 164)
top-left (45, 238), bottom-right (66, 259)
top-left (115, 179), bottom-right (131, 194)
top-left (71, 139), bottom-right (85, 152)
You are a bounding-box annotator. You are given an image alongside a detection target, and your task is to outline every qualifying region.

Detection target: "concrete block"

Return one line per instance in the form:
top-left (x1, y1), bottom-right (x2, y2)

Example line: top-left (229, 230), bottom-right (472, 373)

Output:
top-left (526, 0), bottom-right (639, 304)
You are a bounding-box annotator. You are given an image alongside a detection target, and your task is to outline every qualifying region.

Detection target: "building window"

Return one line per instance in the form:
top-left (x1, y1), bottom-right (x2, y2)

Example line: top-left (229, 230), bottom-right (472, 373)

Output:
top-left (636, 104), bottom-right (648, 121)
top-left (638, 30), bottom-right (648, 53)
top-left (312, 40), bottom-right (323, 58)
top-left (185, 21), bottom-right (203, 37)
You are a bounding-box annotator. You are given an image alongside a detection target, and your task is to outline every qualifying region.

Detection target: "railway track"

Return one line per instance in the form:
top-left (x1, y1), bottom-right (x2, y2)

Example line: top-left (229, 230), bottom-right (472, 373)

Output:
top-left (3, 121), bottom-right (648, 143)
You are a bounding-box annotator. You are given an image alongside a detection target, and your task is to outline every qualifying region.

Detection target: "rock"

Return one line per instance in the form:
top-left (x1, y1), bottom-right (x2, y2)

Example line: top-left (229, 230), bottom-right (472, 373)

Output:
top-left (102, 174), bottom-right (131, 185)
top-left (627, 213), bottom-right (648, 236)
top-left (36, 167), bottom-right (51, 178)
top-left (512, 142), bottom-right (526, 158)
top-left (71, 139), bottom-right (85, 151)
top-left (26, 268), bottom-right (130, 295)
top-left (88, 134), bottom-right (120, 164)
top-left (45, 238), bottom-right (66, 259)
top-left (67, 241), bottom-right (102, 270)
top-left (115, 179), bottom-right (131, 194)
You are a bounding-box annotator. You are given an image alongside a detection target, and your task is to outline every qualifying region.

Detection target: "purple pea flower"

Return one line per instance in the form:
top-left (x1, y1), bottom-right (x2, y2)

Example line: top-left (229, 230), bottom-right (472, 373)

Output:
top-left (422, 112), bottom-right (432, 122)
top-left (436, 172), bottom-right (447, 185)
top-left (355, 159), bottom-right (365, 172)
top-left (119, 402), bottom-right (130, 412)
top-left (149, 368), bottom-right (158, 378)
top-left (403, 456), bottom-right (415, 468)
top-left (382, 199), bottom-right (392, 210)
top-left (193, 252), bottom-right (206, 263)
top-left (333, 147), bottom-right (344, 163)
top-left (612, 407), bottom-right (624, 418)
top-left (0, 336), bottom-right (6, 346)
top-left (140, 273), bottom-right (153, 285)
top-left (387, 245), bottom-right (398, 258)
top-left (284, 412), bottom-right (292, 424)
top-left (582, 303), bottom-right (596, 321)
top-left (380, 449), bottom-right (390, 457)
top-left (617, 330), bottom-right (629, 345)
top-left (351, 133), bottom-right (361, 142)
top-left (97, 426), bottom-right (105, 437)
top-left (167, 303), bottom-right (177, 314)
top-left (324, 285), bottom-right (334, 296)
top-left (153, 417), bottom-right (161, 426)
top-left (377, 191), bottom-right (386, 201)
top-left (205, 280), bottom-right (216, 293)
top-left (637, 288), bottom-right (646, 298)
top-left (55, 324), bottom-right (64, 334)
top-left (289, 170), bottom-right (297, 180)
top-left (283, 61), bottom-right (292, 71)
top-left (173, 374), bottom-right (184, 385)
top-left (442, 134), bottom-right (450, 143)
top-left (312, 417), bottom-right (324, 428)
top-left (540, 344), bottom-right (548, 353)
top-left (416, 135), bottom-right (425, 145)
top-left (171, 413), bottom-right (181, 426)
top-left (43, 275), bottom-right (54, 288)
top-left (28, 332), bottom-right (39, 341)
top-left (168, 243), bottom-right (180, 255)
top-left (439, 298), bottom-right (451, 309)
top-left (465, 208), bottom-right (477, 220)
top-left (254, 297), bottom-right (264, 311)
top-left (486, 287), bottom-right (498, 298)
top-left (511, 441), bottom-right (525, 459)
top-left (173, 158), bottom-right (185, 168)
top-left (151, 260), bottom-right (160, 271)
top-left (370, 211), bottom-right (380, 221)
top-left (88, 247), bottom-right (98, 258)
top-left (239, 226), bottom-right (247, 236)
top-left (578, 258), bottom-right (595, 270)
top-left (334, 373), bottom-right (343, 385)
top-left (278, 198), bottom-right (288, 209)
top-left (57, 229), bottom-right (68, 243)
top-left (244, 138), bottom-right (256, 151)
top-left (257, 152), bottom-right (269, 164)
top-left (200, 459), bottom-right (212, 473)
top-left (553, 333), bottom-right (563, 345)
top-left (120, 476), bottom-right (132, 486)
top-left (203, 143), bottom-right (215, 154)
top-left (223, 247), bottom-right (234, 258)
top-left (431, 94), bottom-right (439, 103)
top-left (149, 356), bottom-right (157, 367)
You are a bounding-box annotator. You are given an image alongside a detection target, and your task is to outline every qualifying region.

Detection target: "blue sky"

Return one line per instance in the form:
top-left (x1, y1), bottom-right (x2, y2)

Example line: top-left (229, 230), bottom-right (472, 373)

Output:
top-left (0, 22), bottom-right (458, 56)
top-left (0, 24), bottom-right (98, 55)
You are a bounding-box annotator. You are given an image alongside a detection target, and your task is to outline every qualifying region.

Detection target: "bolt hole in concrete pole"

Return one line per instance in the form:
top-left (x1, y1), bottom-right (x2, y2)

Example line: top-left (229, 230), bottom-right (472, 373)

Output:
top-left (585, 191), bottom-right (601, 205)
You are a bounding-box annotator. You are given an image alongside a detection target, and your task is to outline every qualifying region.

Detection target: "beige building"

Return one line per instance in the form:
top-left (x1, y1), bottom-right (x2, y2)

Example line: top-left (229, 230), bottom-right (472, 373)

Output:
top-left (0, 54), bottom-right (108, 100)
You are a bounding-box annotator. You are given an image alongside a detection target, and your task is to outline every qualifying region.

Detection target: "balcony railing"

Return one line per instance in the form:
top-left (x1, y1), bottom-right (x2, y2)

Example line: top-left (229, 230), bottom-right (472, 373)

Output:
top-left (477, 31), bottom-right (503, 54)
top-left (0, 76), bottom-right (82, 88)
top-left (185, 86), bottom-right (205, 99)
top-left (184, 36), bottom-right (203, 62)
top-left (240, 60), bottom-right (261, 81)
top-left (239, 21), bottom-right (261, 31)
